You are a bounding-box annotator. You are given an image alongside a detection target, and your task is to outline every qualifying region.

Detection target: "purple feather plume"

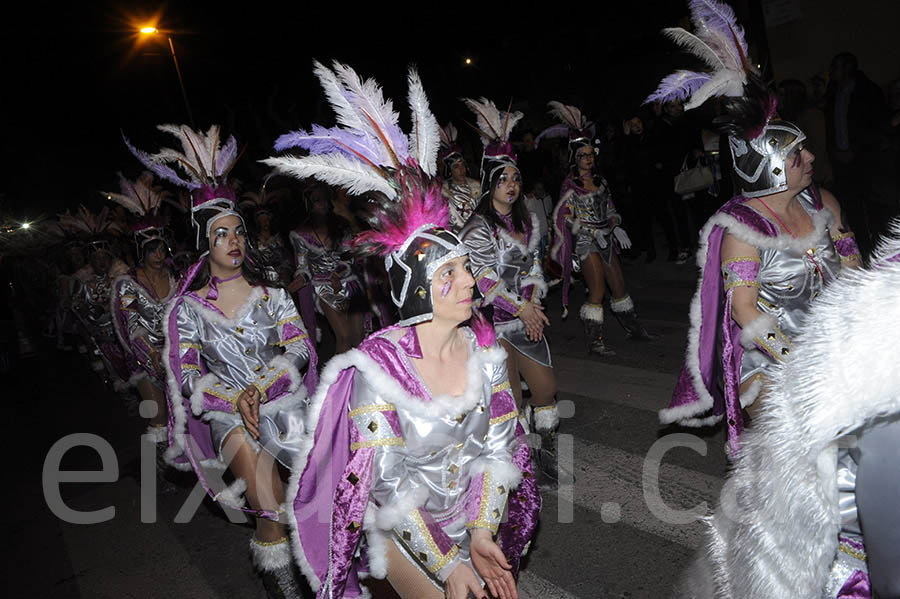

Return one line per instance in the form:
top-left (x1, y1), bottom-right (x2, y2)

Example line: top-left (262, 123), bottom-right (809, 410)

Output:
top-left (689, 0), bottom-right (748, 66)
top-left (645, 70), bottom-right (712, 104)
top-left (274, 125), bottom-right (383, 165)
top-left (122, 133), bottom-right (200, 190)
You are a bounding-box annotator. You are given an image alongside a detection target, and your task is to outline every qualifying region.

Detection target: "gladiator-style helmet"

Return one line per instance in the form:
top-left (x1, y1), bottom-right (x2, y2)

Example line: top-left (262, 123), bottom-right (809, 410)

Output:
top-left (728, 119), bottom-right (806, 197)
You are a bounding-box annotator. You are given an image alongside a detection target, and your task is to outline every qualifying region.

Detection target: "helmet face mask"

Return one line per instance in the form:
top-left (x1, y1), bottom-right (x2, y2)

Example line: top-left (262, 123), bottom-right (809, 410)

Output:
top-left (729, 119), bottom-right (806, 197)
top-left (385, 227), bottom-right (469, 326)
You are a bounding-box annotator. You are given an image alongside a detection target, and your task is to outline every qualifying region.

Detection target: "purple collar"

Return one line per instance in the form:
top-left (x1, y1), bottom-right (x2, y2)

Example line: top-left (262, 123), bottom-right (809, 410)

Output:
top-left (398, 326), bottom-right (423, 359)
top-left (496, 210), bottom-right (515, 233)
top-left (206, 271), bottom-right (242, 300)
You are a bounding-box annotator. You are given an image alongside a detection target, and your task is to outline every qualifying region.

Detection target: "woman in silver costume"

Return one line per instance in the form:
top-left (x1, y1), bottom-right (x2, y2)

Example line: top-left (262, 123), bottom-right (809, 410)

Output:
top-left (459, 97), bottom-right (570, 485)
top-left (241, 185), bottom-right (292, 284)
top-left (439, 122), bottom-right (482, 231)
top-left (105, 172), bottom-right (177, 449)
top-left (653, 2), bottom-right (862, 451)
top-left (546, 102), bottom-right (655, 357)
top-left (128, 124), bottom-right (317, 598)
top-left (268, 62), bottom-right (539, 599)
top-left (287, 182), bottom-right (364, 353)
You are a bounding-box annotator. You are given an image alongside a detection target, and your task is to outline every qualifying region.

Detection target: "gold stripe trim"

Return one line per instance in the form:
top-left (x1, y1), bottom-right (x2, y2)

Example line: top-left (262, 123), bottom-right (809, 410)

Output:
top-left (253, 537), bottom-right (289, 547)
top-left (489, 411), bottom-right (518, 426)
top-left (722, 255), bottom-right (760, 265)
top-left (276, 315), bottom-right (301, 327)
top-left (840, 253), bottom-right (861, 263)
top-left (831, 231), bottom-right (855, 241)
top-left (182, 364), bottom-right (201, 371)
top-left (274, 333), bottom-right (309, 347)
top-left (465, 519), bottom-right (500, 533)
top-left (839, 542), bottom-right (866, 561)
top-left (349, 437), bottom-right (405, 451)
top-left (724, 280), bottom-right (762, 292)
top-left (180, 342), bottom-right (202, 350)
top-left (348, 403), bottom-right (397, 417)
top-left (491, 381), bottom-right (511, 394)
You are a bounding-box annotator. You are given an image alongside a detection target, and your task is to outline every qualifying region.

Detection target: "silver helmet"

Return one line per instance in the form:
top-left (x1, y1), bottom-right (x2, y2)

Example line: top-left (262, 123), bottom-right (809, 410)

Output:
top-left (728, 119), bottom-right (806, 198)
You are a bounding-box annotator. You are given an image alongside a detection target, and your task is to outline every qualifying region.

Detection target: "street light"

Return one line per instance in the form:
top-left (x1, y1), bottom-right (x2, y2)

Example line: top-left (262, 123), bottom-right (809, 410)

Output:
top-left (139, 25), bottom-right (195, 128)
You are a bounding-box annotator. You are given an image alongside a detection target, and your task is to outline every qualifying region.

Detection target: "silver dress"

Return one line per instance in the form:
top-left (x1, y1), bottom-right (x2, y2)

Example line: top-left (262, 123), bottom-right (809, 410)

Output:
top-left (461, 213), bottom-right (551, 367)
top-left (289, 228), bottom-right (360, 313)
top-left (441, 178), bottom-right (481, 232)
top-left (173, 286), bottom-right (312, 465)
top-left (557, 176), bottom-right (622, 264)
top-left (112, 271), bottom-right (176, 383)
top-left (737, 191), bottom-right (842, 387)
top-left (348, 327), bottom-right (523, 587)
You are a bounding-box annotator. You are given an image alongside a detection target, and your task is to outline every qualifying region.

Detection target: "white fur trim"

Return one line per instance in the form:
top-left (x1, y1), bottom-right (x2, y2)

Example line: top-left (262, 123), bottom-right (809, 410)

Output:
top-left (687, 254), bottom-right (900, 596)
top-left (579, 302), bottom-right (603, 323)
top-left (533, 404), bottom-right (560, 432)
top-left (214, 477), bottom-right (248, 510)
top-left (362, 503), bottom-right (390, 580)
top-left (549, 192), bottom-right (573, 263)
top-left (285, 327), bottom-right (504, 591)
top-left (249, 536), bottom-right (291, 572)
top-left (145, 425), bottom-right (168, 444)
top-left (468, 457), bottom-right (524, 490)
top-left (181, 286), bottom-right (267, 328)
top-left (738, 312), bottom-right (777, 351)
top-left (373, 486), bottom-right (430, 530)
top-left (609, 295), bottom-right (634, 314)
top-left (162, 297), bottom-right (191, 466)
top-left (494, 319), bottom-right (525, 337)
top-left (738, 377), bottom-right (762, 409)
top-left (190, 372), bottom-right (222, 416)
top-left (495, 212), bottom-right (541, 258)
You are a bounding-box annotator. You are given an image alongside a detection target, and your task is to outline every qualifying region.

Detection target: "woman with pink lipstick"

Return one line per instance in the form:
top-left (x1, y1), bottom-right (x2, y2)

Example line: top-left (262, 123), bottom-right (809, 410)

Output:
top-left (458, 97), bottom-right (571, 487)
top-left (267, 63), bottom-right (539, 599)
top-left (126, 124), bottom-right (318, 599)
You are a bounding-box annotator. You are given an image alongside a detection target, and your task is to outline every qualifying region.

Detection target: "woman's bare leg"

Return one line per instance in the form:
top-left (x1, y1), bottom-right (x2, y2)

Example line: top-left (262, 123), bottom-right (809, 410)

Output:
top-left (322, 303), bottom-right (353, 354)
top-left (221, 428), bottom-right (286, 542)
top-left (581, 252), bottom-right (607, 304)
top-left (517, 356), bottom-right (557, 408)
top-left (137, 378), bottom-right (167, 427)
top-left (385, 540), bottom-right (445, 599)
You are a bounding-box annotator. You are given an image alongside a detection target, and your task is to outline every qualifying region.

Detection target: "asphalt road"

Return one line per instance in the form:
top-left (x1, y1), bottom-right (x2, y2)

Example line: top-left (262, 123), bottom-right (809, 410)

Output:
top-left (13, 253), bottom-right (731, 599)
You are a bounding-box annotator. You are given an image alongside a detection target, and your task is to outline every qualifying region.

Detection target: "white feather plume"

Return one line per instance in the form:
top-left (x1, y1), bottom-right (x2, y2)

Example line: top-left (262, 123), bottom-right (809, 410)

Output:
top-left (684, 68), bottom-right (746, 110)
top-left (462, 97), bottom-right (522, 145)
top-left (312, 60), bottom-right (368, 135)
top-left (439, 122), bottom-right (458, 148)
top-left (102, 172), bottom-right (167, 216)
top-left (661, 28), bottom-right (725, 70)
top-left (262, 154), bottom-right (395, 198)
top-left (547, 101), bottom-right (586, 131)
top-left (406, 68), bottom-right (441, 176)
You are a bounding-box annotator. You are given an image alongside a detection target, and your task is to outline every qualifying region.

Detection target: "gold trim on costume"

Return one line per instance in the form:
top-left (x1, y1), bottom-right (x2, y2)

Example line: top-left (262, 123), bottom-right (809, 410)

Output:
top-left (491, 381), bottom-right (511, 394)
top-left (721, 255), bottom-right (761, 265)
top-left (409, 510), bottom-right (461, 573)
top-left (348, 403), bottom-right (397, 417)
top-left (349, 437), bottom-right (405, 451)
top-left (489, 411), bottom-right (518, 426)
top-left (274, 334), bottom-right (309, 347)
top-left (180, 342), bottom-right (202, 350)
top-left (276, 315), bottom-right (301, 327)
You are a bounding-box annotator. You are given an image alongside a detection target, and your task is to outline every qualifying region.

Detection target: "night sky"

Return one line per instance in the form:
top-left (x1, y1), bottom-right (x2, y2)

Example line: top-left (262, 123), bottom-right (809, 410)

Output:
top-left (6, 0), bottom-right (709, 220)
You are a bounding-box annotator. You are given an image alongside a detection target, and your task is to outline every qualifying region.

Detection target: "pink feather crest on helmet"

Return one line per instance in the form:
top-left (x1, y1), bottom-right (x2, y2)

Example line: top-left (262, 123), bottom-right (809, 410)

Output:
top-left (353, 166), bottom-right (449, 256)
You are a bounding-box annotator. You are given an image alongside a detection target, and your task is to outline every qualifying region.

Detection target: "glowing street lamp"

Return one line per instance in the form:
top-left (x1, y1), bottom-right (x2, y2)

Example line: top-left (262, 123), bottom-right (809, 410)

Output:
top-left (139, 24), bottom-right (195, 128)
top-left (464, 57), bottom-right (473, 66)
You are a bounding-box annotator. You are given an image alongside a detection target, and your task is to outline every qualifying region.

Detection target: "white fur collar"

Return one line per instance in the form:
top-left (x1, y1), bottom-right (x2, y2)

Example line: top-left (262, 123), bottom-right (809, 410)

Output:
top-left (496, 212), bottom-right (541, 257)
top-left (182, 285), bottom-right (267, 327)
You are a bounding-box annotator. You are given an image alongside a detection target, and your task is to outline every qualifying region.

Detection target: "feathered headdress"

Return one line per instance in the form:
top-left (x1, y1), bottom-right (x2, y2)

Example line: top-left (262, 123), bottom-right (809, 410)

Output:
top-left (266, 61), bottom-right (467, 327)
top-left (438, 122), bottom-right (463, 163)
top-left (647, 0), bottom-right (805, 198)
top-left (462, 96), bottom-right (523, 165)
top-left (644, 0), bottom-right (753, 110)
top-left (536, 101), bottom-right (598, 153)
top-left (124, 124), bottom-right (245, 247)
top-left (57, 205), bottom-right (124, 253)
top-left (239, 174), bottom-right (287, 217)
top-left (263, 60), bottom-right (440, 200)
top-left (100, 172), bottom-right (170, 249)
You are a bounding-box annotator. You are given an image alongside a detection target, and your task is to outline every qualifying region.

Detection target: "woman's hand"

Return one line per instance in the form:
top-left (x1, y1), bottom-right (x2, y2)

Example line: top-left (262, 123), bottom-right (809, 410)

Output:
top-left (469, 529), bottom-right (517, 599)
top-left (237, 386), bottom-right (261, 439)
top-left (519, 302), bottom-right (549, 341)
top-left (287, 276), bottom-right (307, 294)
top-left (445, 562), bottom-right (487, 599)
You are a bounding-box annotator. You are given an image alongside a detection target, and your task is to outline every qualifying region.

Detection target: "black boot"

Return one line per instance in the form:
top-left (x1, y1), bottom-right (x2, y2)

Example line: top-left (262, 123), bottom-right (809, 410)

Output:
top-left (532, 404), bottom-right (576, 487)
top-left (610, 296), bottom-right (658, 341)
top-left (580, 302), bottom-right (616, 357)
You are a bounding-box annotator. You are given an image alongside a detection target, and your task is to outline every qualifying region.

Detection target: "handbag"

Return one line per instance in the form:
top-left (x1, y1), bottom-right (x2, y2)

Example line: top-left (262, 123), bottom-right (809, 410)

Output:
top-left (673, 156), bottom-right (714, 196)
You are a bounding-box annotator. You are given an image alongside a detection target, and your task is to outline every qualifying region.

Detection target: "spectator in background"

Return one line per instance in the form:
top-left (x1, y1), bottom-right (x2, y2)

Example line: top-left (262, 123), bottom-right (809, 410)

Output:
top-left (621, 112), bottom-right (668, 262)
top-left (826, 52), bottom-right (889, 258)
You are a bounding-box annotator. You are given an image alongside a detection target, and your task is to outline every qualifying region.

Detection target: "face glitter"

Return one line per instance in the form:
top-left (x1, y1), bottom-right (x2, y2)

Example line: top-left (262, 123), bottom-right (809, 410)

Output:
top-left (441, 281), bottom-right (452, 297)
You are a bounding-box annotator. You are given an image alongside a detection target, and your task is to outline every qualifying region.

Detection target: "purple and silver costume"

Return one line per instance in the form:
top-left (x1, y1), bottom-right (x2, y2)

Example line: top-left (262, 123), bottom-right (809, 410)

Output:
top-left (462, 212), bottom-right (550, 367)
top-left (288, 325), bottom-right (540, 597)
top-left (289, 228), bottom-right (361, 314)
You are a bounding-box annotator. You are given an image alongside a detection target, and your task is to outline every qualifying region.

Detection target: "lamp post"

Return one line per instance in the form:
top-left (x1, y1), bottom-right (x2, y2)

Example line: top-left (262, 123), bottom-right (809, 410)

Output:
top-left (139, 26), bottom-right (195, 128)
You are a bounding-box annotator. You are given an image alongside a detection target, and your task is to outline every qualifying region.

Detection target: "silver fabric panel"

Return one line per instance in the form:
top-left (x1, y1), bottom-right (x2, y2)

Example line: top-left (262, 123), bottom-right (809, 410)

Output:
top-left (740, 191), bottom-right (841, 384)
top-left (289, 230), bottom-right (359, 312)
top-left (443, 179), bottom-right (481, 232)
top-left (496, 321), bottom-right (552, 367)
top-left (73, 275), bottom-right (115, 340)
top-left (177, 288), bottom-right (310, 398)
top-left (118, 274), bottom-right (175, 348)
top-left (567, 179), bottom-right (619, 263)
